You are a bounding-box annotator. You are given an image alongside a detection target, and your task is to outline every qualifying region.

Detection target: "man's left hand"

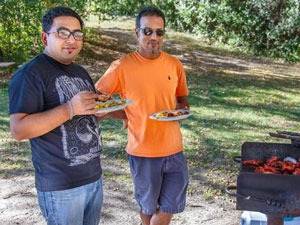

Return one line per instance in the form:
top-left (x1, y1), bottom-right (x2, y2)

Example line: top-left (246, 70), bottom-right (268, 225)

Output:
top-left (176, 96), bottom-right (189, 110)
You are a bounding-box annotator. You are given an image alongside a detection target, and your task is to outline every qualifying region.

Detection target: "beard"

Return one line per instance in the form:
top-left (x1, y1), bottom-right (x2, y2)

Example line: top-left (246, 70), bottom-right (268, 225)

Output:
top-left (147, 40), bottom-right (160, 55)
top-left (147, 46), bottom-right (160, 55)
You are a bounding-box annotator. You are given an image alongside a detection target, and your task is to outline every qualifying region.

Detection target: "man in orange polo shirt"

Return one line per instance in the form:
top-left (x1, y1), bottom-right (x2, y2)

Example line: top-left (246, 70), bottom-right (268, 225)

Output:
top-left (95, 6), bottom-right (189, 225)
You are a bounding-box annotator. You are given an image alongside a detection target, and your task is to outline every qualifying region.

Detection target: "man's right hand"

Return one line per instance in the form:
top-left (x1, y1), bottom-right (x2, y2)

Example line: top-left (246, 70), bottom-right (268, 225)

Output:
top-left (70, 91), bottom-right (99, 116)
top-left (10, 91), bottom-right (99, 141)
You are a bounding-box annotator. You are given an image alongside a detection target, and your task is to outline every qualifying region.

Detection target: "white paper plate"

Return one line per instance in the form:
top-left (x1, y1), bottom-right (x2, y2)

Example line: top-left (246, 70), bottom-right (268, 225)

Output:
top-left (149, 109), bottom-right (192, 121)
top-left (95, 99), bottom-right (132, 113)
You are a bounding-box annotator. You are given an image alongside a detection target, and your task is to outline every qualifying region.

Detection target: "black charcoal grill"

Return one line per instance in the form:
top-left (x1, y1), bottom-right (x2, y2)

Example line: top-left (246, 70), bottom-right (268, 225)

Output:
top-left (226, 131), bottom-right (300, 225)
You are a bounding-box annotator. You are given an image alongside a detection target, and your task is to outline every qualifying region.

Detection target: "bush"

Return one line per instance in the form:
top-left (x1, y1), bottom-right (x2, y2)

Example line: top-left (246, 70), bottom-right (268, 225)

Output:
top-left (0, 0), bottom-right (88, 63)
top-left (0, 0), bottom-right (44, 63)
top-left (91, 0), bottom-right (150, 19)
top-left (1, 0), bottom-right (299, 63)
top-left (156, 0), bottom-right (300, 62)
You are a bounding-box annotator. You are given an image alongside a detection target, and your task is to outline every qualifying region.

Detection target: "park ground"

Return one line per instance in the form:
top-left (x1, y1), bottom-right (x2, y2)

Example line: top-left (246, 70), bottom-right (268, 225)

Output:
top-left (0, 17), bottom-right (299, 225)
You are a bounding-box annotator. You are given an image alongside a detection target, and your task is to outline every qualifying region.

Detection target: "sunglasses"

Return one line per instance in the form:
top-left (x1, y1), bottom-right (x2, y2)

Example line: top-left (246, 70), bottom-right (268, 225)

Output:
top-left (47, 27), bottom-right (85, 41)
top-left (138, 27), bottom-right (166, 37)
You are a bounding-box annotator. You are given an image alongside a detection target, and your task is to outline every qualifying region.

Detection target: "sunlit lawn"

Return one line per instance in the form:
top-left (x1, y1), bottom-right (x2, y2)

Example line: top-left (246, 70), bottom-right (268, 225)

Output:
top-left (0, 16), bottom-right (299, 197)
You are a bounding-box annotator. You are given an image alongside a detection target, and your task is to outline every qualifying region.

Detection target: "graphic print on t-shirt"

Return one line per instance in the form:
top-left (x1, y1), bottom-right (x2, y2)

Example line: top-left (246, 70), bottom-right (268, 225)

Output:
top-left (55, 75), bottom-right (101, 166)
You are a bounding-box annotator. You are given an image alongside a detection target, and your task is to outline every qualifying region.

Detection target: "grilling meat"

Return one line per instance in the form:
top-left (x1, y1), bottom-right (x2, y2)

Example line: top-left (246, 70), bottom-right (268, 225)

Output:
top-left (266, 156), bottom-right (278, 164)
top-left (293, 168), bottom-right (300, 175)
top-left (243, 159), bottom-right (264, 166)
top-left (255, 165), bottom-right (282, 174)
top-left (243, 156), bottom-right (300, 175)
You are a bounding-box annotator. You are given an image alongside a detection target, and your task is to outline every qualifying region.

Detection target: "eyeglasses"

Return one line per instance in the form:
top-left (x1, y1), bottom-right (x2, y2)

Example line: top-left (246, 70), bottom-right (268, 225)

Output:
top-left (47, 27), bottom-right (85, 41)
top-left (138, 27), bottom-right (166, 37)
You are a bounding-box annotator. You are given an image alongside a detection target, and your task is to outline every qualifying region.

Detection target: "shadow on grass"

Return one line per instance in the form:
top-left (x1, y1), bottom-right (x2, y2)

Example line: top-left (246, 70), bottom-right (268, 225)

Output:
top-left (0, 24), bottom-right (299, 196)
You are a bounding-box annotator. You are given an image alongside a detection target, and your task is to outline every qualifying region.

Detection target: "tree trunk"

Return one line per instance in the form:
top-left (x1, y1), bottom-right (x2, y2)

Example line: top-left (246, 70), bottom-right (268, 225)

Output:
top-left (0, 47), bottom-right (3, 62)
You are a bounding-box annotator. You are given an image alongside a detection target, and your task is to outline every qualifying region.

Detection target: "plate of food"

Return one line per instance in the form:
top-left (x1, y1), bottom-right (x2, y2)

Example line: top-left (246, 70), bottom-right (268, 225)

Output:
top-left (149, 109), bottom-right (192, 121)
top-left (95, 94), bottom-right (132, 113)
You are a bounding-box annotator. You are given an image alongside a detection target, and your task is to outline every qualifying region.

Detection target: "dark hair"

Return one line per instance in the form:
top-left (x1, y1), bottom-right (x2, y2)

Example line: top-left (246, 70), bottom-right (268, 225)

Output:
top-left (136, 6), bottom-right (165, 28)
top-left (42, 6), bottom-right (84, 32)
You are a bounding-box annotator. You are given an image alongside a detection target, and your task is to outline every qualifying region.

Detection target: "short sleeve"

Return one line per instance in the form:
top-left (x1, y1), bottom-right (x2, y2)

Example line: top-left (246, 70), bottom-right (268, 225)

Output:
top-left (175, 61), bottom-right (189, 96)
top-left (95, 59), bottom-right (123, 94)
top-left (9, 70), bottom-right (44, 115)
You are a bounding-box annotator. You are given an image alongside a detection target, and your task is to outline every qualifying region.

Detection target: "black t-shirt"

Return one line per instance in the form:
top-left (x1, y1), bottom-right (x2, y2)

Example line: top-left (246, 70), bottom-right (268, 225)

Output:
top-left (9, 54), bottom-right (102, 191)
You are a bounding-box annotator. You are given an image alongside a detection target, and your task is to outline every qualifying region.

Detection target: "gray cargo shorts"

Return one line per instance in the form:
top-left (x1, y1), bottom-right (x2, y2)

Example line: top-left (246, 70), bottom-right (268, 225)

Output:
top-left (128, 151), bottom-right (189, 215)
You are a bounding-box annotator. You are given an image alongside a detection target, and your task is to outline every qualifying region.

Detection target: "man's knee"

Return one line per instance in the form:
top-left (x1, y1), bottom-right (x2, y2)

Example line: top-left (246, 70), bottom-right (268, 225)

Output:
top-left (150, 211), bottom-right (172, 225)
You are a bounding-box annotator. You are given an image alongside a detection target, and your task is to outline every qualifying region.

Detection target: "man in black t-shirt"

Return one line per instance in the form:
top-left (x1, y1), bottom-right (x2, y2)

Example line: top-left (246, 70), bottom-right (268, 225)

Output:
top-left (9, 7), bottom-right (104, 225)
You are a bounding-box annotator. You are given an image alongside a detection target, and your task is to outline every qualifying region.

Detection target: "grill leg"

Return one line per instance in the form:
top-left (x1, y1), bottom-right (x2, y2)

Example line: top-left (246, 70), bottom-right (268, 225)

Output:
top-left (267, 215), bottom-right (284, 225)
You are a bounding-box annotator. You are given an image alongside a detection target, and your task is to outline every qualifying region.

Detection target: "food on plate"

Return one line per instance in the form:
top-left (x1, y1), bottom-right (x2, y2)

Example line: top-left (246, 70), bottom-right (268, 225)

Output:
top-left (96, 94), bottom-right (112, 102)
top-left (242, 156), bottom-right (300, 175)
top-left (94, 99), bottom-right (126, 109)
top-left (156, 110), bottom-right (189, 118)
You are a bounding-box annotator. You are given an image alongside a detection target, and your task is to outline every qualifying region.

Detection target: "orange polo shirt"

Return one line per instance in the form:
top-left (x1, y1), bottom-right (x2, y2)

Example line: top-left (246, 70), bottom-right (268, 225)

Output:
top-left (95, 51), bottom-right (189, 157)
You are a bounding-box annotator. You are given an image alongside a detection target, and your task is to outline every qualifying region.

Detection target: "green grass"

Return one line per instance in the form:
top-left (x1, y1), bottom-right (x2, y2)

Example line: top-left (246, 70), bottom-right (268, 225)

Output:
top-left (182, 82), bottom-right (299, 168)
top-left (1, 17), bottom-right (299, 196)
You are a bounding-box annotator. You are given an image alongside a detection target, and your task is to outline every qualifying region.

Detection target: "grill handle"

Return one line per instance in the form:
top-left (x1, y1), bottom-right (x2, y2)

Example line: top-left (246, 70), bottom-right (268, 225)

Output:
top-left (225, 185), bottom-right (247, 199)
top-left (225, 186), bottom-right (285, 209)
top-left (232, 156), bottom-right (242, 164)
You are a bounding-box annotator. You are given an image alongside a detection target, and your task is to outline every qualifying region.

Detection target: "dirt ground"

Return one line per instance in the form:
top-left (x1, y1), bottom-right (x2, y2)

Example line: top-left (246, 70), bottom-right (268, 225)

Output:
top-left (0, 158), bottom-right (241, 225)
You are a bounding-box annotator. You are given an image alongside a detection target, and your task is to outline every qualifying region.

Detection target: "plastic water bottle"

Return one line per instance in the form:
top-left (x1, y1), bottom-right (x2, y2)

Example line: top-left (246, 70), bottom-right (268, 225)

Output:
top-left (241, 211), bottom-right (300, 225)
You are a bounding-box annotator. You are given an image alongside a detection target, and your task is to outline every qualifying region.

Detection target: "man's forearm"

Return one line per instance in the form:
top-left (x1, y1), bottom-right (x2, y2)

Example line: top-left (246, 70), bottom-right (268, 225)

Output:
top-left (10, 91), bottom-right (99, 141)
top-left (10, 103), bottom-right (70, 141)
top-left (105, 109), bottom-right (127, 120)
top-left (176, 96), bottom-right (190, 110)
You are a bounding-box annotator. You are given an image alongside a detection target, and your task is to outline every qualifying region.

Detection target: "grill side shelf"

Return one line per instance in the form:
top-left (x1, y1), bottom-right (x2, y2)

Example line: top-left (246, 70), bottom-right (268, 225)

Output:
top-left (270, 133), bottom-right (300, 141)
top-left (276, 131), bottom-right (300, 137)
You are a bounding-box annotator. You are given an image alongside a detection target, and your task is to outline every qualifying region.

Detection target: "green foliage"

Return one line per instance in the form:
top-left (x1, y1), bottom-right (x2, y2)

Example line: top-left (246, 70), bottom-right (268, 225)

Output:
top-left (90, 0), bottom-right (151, 20)
top-left (89, 0), bottom-right (300, 61)
top-left (156, 0), bottom-right (300, 62)
top-left (0, 0), bottom-right (45, 63)
top-left (1, 0), bottom-right (299, 63)
top-left (0, 0), bottom-right (89, 63)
